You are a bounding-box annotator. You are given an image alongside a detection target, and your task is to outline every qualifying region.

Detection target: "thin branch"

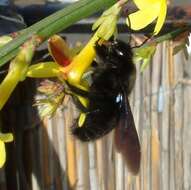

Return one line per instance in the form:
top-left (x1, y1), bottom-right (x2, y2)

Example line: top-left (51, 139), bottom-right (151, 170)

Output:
top-left (135, 24), bottom-right (191, 51)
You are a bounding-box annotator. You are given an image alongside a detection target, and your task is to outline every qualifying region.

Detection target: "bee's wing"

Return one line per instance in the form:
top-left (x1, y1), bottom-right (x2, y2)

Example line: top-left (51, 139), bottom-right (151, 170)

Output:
top-left (115, 94), bottom-right (141, 175)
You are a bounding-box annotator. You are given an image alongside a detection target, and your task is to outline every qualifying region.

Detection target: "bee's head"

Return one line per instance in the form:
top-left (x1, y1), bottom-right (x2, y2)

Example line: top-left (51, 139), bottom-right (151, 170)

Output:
top-left (94, 39), bottom-right (133, 69)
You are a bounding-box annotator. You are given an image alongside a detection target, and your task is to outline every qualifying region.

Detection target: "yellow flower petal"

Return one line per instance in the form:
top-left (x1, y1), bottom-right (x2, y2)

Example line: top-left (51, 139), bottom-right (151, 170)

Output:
top-left (27, 62), bottom-right (60, 78)
top-left (67, 34), bottom-right (98, 85)
top-left (128, 2), bottom-right (160, 30)
top-left (48, 35), bottom-right (72, 67)
top-left (0, 133), bottom-right (14, 142)
top-left (0, 141), bottom-right (6, 168)
top-left (154, 0), bottom-right (167, 34)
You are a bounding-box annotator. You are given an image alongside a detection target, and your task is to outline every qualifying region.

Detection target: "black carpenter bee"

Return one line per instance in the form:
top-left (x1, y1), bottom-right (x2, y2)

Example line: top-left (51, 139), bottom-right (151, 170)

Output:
top-left (68, 39), bottom-right (141, 175)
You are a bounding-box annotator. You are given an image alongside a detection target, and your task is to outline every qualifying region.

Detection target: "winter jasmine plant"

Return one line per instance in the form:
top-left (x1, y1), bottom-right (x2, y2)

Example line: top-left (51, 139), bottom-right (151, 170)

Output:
top-left (0, 0), bottom-right (175, 168)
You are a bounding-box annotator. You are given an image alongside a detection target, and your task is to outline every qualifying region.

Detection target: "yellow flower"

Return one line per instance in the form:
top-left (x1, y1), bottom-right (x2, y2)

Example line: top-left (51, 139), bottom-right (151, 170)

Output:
top-left (27, 35), bottom-right (93, 120)
top-left (27, 33), bottom-right (98, 86)
top-left (27, 35), bottom-right (84, 80)
top-left (27, 35), bottom-right (71, 79)
top-left (127, 0), bottom-right (167, 35)
top-left (0, 132), bottom-right (13, 168)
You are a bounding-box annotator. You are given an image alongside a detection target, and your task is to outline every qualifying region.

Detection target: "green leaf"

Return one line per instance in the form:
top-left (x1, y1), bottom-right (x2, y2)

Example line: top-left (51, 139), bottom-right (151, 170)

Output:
top-left (140, 58), bottom-right (150, 72)
top-left (92, 2), bottom-right (121, 40)
top-left (134, 45), bottom-right (156, 72)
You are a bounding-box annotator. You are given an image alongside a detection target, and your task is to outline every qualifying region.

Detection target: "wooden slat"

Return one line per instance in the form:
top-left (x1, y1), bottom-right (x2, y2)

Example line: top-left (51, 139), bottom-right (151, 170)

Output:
top-left (115, 152), bottom-right (124, 190)
top-left (54, 109), bottom-right (69, 190)
top-left (65, 100), bottom-right (77, 188)
top-left (142, 57), bottom-right (152, 190)
top-left (41, 119), bottom-right (52, 189)
top-left (151, 44), bottom-right (162, 190)
top-left (168, 41), bottom-right (175, 190)
top-left (106, 132), bottom-right (115, 190)
top-left (173, 50), bottom-right (184, 190)
top-left (183, 55), bottom-right (191, 190)
top-left (161, 42), bottom-right (170, 190)
top-left (75, 138), bottom-right (89, 190)
top-left (88, 142), bottom-right (98, 190)
top-left (132, 61), bottom-right (142, 190)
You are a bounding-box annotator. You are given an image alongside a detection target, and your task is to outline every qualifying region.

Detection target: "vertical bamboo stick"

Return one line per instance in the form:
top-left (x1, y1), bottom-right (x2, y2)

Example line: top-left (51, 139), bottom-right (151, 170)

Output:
top-left (115, 152), bottom-right (124, 190)
top-left (96, 137), bottom-right (107, 190)
top-left (183, 56), bottom-right (191, 190)
top-left (75, 139), bottom-right (89, 190)
top-left (124, 164), bottom-right (132, 190)
top-left (41, 118), bottom-right (53, 189)
top-left (88, 142), bottom-right (98, 190)
top-left (168, 41), bottom-right (175, 190)
top-left (173, 50), bottom-right (184, 190)
top-left (55, 108), bottom-right (69, 190)
top-left (106, 132), bottom-right (115, 190)
top-left (151, 44), bottom-right (162, 190)
top-left (142, 129), bottom-right (149, 190)
top-left (51, 115), bottom-right (63, 190)
top-left (161, 42), bottom-right (170, 190)
top-left (46, 118), bottom-right (55, 188)
top-left (65, 100), bottom-right (77, 188)
top-left (97, 133), bottom-right (114, 190)
top-left (139, 67), bottom-right (147, 190)
top-left (132, 62), bottom-right (142, 190)
top-left (38, 121), bottom-right (44, 190)
top-left (142, 59), bottom-right (152, 190)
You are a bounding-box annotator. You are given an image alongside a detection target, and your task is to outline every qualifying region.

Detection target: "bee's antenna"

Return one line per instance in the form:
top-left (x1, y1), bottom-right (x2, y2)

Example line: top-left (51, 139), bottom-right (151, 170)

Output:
top-left (131, 34), bottom-right (152, 49)
top-left (126, 14), bottom-right (152, 48)
top-left (126, 15), bottom-right (132, 44)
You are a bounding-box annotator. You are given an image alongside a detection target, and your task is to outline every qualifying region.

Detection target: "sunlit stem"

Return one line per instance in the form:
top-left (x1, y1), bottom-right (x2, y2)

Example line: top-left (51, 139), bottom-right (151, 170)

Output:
top-left (0, 40), bottom-right (36, 110)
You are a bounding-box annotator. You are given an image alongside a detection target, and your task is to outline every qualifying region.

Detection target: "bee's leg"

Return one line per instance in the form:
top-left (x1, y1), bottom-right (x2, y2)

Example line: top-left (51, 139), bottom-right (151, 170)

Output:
top-left (72, 95), bottom-right (99, 114)
top-left (66, 81), bottom-right (90, 98)
top-left (72, 95), bottom-right (90, 113)
top-left (66, 82), bottom-right (104, 100)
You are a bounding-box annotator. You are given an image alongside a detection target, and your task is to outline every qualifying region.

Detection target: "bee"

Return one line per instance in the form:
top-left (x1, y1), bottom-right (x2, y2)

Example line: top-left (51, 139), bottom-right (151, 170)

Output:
top-left (67, 39), bottom-right (141, 175)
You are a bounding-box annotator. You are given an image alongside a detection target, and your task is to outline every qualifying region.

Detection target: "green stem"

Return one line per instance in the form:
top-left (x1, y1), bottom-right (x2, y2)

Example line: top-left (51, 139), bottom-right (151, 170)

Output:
top-left (136, 24), bottom-right (191, 50)
top-left (0, 0), bottom-right (116, 67)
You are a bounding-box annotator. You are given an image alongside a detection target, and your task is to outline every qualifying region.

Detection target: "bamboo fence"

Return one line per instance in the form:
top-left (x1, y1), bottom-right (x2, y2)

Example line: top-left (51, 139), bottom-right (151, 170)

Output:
top-left (0, 41), bottom-right (191, 190)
